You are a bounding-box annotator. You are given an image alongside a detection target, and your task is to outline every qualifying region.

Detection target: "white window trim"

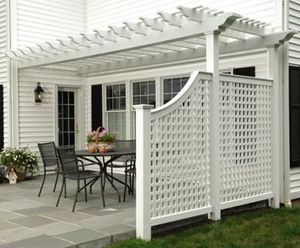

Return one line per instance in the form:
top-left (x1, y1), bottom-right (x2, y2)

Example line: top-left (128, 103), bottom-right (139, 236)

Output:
top-left (103, 81), bottom-right (127, 139)
top-left (160, 74), bottom-right (190, 106)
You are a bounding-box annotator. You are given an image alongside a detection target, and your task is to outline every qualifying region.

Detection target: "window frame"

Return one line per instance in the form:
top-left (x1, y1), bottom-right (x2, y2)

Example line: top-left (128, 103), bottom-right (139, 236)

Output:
top-left (103, 81), bottom-right (127, 139)
top-left (160, 74), bottom-right (190, 106)
top-left (131, 78), bottom-right (157, 107)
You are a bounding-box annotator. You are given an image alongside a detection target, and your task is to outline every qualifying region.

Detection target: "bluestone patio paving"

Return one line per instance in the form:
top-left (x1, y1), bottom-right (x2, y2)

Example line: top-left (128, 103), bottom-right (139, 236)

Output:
top-left (0, 174), bottom-right (135, 247)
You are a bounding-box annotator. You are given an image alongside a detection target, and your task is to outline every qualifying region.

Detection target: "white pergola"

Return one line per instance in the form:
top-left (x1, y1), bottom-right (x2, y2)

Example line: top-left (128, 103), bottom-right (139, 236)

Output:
top-left (7, 5), bottom-right (296, 75)
top-left (6, 5), bottom-right (298, 241)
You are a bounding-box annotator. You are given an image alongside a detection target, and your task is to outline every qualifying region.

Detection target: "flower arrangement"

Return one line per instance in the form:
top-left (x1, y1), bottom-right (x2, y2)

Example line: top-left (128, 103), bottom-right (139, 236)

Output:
top-left (87, 127), bottom-right (116, 144)
top-left (0, 147), bottom-right (39, 177)
top-left (87, 127), bottom-right (117, 153)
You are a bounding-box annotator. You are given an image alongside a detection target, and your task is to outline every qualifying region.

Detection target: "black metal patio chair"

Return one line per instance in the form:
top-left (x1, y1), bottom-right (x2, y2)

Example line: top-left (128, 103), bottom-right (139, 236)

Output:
top-left (123, 156), bottom-right (136, 201)
top-left (104, 140), bottom-right (136, 201)
top-left (56, 147), bottom-right (105, 212)
top-left (38, 142), bottom-right (61, 197)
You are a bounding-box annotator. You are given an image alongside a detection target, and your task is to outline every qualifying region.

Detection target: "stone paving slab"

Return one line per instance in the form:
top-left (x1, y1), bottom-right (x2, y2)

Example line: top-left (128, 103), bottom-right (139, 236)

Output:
top-left (40, 209), bottom-right (95, 223)
top-left (0, 174), bottom-right (136, 248)
top-left (0, 234), bottom-right (73, 248)
top-left (14, 206), bottom-right (58, 216)
top-left (0, 227), bottom-right (42, 243)
top-left (57, 228), bottom-right (107, 244)
top-left (98, 224), bottom-right (136, 236)
top-left (0, 210), bottom-right (24, 221)
top-left (9, 215), bottom-right (55, 228)
top-left (0, 199), bottom-right (45, 211)
top-left (0, 222), bottom-right (20, 232)
top-left (33, 222), bottom-right (82, 236)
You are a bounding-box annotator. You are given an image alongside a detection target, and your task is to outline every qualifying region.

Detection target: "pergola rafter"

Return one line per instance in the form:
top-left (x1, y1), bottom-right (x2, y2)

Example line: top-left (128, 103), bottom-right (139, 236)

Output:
top-left (8, 4), bottom-right (296, 75)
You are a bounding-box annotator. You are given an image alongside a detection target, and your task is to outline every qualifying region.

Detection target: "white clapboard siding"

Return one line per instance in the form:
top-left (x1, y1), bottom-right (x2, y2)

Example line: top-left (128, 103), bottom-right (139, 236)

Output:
top-left (289, 0), bottom-right (300, 65)
top-left (290, 168), bottom-right (300, 199)
top-left (87, 0), bottom-right (276, 31)
top-left (0, 0), bottom-right (8, 147)
top-left (89, 52), bottom-right (268, 83)
top-left (18, 68), bottom-right (83, 157)
top-left (16, 0), bottom-right (86, 48)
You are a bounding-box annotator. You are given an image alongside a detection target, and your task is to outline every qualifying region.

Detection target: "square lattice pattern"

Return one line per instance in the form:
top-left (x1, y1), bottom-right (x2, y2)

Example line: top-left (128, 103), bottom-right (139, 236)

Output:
top-left (219, 81), bottom-right (273, 203)
top-left (150, 78), bottom-right (211, 219)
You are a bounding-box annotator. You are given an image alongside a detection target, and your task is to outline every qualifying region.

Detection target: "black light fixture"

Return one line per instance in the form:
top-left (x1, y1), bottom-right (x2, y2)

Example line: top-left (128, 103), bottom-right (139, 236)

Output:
top-left (34, 82), bottom-right (44, 103)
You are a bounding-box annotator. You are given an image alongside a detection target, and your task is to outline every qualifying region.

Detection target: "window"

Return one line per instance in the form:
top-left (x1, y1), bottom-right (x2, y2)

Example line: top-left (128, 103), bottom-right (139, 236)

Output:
top-left (163, 76), bottom-right (189, 104)
top-left (233, 66), bottom-right (255, 77)
top-left (221, 67), bottom-right (256, 77)
top-left (132, 80), bottom-right (156, 106)
top-left (106, 84), bottom-right (126, 110)
top-left (131, 80), bottom-right (156, 138)
top-left (105, 84), bottom-right (126, 139)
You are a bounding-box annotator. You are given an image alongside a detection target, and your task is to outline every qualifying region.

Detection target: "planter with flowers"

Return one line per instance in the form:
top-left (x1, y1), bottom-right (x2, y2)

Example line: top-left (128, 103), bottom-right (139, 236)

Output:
top-left (0, 147), bottom-right (39, 182)
top-left (87, 127), bottom-right (116, 153)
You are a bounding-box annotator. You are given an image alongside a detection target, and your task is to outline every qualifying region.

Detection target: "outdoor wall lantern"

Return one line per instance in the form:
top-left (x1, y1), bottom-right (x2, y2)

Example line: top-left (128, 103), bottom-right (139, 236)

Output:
top-left (34, 82), bottom-right (44, 103)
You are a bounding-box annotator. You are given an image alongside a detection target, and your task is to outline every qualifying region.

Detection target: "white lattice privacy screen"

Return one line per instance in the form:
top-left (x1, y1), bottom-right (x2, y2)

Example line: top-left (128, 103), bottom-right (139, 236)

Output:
top-left (219, 75), bottom-right (273, 208)
top-left (150, 72), bottom-right (212, 223)
top-left (135, 71), bottom-right (275, 232)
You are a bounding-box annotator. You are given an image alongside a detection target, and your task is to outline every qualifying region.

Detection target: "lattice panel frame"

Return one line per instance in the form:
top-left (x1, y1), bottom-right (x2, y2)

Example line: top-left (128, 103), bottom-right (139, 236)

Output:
top-left (150, 74), bottom-right (211, 220)
top-left (219, 79), bottom-right (273, 204)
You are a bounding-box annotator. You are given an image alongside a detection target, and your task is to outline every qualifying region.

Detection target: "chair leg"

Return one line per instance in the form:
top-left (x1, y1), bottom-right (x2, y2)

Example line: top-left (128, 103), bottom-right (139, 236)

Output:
top-left (72, 180), bottom-right (80, 212)
top-left (84, 179), bottom-right (87, 203)
top-left (128, 172), bottom-right (132, 195)
top-left (90, 178), bottom-right (97, 194)
top-left (38, 170), bottom-right (46, 197)
top-left (100, 173), bottom-right (106, 207)
top-left (53, 170), bottom-right (59, 192)
top-left (131, 173), bottom-right (135, 196)
top-left (111, 167), bottom-right (113, 183)
top-left (56, 177), bottom-right (65, 207)
top-left (64, 178), bottom-right (67, 198)
top-left (123, 169), bottom-right (128, 202)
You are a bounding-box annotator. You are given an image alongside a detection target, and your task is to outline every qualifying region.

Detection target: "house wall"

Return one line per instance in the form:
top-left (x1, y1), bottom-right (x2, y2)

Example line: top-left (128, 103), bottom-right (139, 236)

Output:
top-left (86, 51), bottom-right (268, 139)
top-left (15, 0), bottom-right (86, 48)
top-left (289, 0), bottom-right (300, 66)
top-left (12, 0), bottom-right (86, 151)
top-left (0, 0), bottom-right (8, 148)
top-left (87, 0), bottom-right (277, 31)
top-left (288, 0), bottom-right (300, 200)
top-left (18, 68), bottom-right (84, 155)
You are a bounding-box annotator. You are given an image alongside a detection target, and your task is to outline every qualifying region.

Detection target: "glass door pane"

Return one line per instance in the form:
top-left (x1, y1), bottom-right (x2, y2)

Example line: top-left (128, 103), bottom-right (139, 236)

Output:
top-left (58, 90), bottom-right (76, 147)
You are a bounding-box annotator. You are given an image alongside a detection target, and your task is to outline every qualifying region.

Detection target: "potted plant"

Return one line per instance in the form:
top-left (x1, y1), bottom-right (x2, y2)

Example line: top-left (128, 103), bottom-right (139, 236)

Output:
top-left (0, 165), bottom-right (7, 184)
top-left (87, 127), bottom-right (116, 153)
top-left (0, 147), bottom-right (38, 181)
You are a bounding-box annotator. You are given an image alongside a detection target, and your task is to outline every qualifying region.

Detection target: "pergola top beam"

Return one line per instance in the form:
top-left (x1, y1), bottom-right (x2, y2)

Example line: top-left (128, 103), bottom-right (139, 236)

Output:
top-left (79, 31), bottom-right (297, 75)
top-left (11, 4), bottom-right (280, 70)
top-left (16, 11), bottom-right (242, 69)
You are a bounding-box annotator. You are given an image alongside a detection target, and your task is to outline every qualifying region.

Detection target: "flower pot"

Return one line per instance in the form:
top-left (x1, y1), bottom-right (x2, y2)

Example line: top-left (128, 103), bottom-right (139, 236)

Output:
top-left (87, 143), bottom-right (97, 153)
top-left (98, 142), bottom-right (116, 152)
top-left (14, 168), bottom-right (27, 181)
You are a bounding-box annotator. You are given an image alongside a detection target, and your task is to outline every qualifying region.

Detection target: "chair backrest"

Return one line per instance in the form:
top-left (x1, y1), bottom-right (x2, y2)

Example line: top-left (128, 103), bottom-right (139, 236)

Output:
top-left (57, 147), bottom-right (79, 175)
top-left (38, 142), bottom-right (59, 168)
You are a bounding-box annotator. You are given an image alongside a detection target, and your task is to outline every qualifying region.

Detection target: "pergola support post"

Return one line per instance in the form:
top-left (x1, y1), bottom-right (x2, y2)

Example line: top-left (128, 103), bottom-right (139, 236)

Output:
top-left (134, 104), bottom-right (153, 240)
top-left (268, 45), bottom-right (280, 209)
top-left (206, 30), bottom-right (221, 220)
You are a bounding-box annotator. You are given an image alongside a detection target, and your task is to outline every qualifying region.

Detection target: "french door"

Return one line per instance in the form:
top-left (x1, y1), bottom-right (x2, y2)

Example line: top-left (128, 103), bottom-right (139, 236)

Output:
top-left (57, 88), bottom-right (78, 148)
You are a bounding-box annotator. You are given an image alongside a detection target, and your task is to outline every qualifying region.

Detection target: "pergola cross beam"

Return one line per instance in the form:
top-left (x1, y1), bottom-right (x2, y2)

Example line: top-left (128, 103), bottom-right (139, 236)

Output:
top-left (79, 31), bottom-right (297, 75)
top-left (16, 11), bottom-right (243, 69)
top-left (10, 4), bottom-right (283, 72)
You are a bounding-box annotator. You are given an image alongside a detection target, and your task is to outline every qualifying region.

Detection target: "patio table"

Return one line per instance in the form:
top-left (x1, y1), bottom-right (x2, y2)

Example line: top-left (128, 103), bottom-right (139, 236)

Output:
top-left (76, 140), bottom-right (136, 204)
